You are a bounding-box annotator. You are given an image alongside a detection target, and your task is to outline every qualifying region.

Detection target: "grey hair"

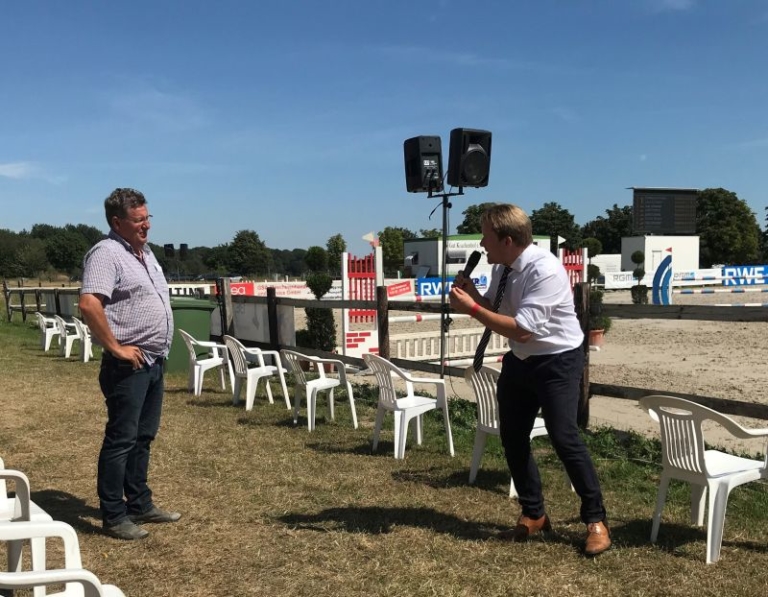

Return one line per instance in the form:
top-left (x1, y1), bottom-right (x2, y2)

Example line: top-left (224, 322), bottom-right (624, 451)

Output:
top-left (104, 188), bottom-right (147, 227)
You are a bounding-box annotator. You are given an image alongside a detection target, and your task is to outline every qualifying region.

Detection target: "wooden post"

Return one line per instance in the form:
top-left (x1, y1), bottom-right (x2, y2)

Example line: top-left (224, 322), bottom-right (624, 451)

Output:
top-left (219, 278), bottom-right (235, 336)
top-left (376, 285), bottom-right (390, 360)
top-left (2, 280), bottom-right (10, 322)
top-left (574, 282), bottom-right (590, 428)
top-left (267, 287), bottom-right (279, 350)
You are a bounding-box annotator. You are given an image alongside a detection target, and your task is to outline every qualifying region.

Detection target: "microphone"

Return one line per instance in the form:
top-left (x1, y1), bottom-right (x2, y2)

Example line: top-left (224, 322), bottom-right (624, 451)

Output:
top-left (460, 250), bottom-right (482, 278)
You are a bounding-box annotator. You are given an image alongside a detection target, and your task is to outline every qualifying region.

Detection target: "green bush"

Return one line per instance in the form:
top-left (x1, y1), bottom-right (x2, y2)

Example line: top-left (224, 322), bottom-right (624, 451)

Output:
top-left (631, 284), bottom-right (649, 305)
top-left (302, 272), bottom-right (336, 352)
top-left (588, 287), bottom-right (611, 333)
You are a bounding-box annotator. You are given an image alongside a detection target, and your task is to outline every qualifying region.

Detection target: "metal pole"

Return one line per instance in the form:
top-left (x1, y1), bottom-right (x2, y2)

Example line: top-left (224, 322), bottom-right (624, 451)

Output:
top-left (439, 194), bottom-right (450, 379)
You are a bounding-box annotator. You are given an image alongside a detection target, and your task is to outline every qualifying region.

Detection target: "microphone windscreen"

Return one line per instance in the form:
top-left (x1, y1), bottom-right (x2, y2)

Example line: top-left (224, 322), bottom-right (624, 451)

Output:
top-left (462, 250), bottom-right (482, 278)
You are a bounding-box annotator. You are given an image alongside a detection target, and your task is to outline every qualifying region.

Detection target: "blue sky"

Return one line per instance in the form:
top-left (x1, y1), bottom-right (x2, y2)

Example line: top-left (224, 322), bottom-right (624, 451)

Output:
top-left (1, 0), bottom-right (767, 256)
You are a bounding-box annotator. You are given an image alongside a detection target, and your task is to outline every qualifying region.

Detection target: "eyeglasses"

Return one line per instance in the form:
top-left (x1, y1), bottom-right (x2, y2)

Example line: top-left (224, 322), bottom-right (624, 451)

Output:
top-left (120, 214), bottom-right (153, 225)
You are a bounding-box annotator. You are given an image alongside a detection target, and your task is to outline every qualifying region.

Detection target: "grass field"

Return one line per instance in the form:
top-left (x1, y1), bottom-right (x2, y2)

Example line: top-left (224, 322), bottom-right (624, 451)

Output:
top-left (2, 310), bottom-right (768, 596)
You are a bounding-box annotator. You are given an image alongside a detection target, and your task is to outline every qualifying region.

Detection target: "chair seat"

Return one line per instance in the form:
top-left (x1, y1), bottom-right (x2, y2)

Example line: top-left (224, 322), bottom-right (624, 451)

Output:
top-left (393, 395), bottom-right (436, 410)
top-left (704, 450), bottom-right (764, 477)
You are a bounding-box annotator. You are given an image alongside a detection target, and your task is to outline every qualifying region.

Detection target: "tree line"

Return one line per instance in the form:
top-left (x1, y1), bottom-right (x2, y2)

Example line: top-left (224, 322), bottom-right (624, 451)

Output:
top-left (1, 187), bottom-right (764, 282)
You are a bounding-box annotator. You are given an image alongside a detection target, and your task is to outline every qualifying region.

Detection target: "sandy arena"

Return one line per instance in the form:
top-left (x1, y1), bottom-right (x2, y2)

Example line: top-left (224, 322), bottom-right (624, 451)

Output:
top-left (298, 289), bottom-right (768, 454)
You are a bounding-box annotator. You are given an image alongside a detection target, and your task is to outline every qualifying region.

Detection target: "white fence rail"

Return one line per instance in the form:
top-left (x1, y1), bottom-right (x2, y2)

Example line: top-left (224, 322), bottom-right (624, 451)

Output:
top-left (390, 327), bottom-right (507, 363)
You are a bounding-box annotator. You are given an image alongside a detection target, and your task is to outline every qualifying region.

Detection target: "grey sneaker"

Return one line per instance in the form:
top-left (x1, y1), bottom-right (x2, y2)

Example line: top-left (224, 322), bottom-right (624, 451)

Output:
top-left (104, 519), bottom-right (149, 540)
top-left (128, 506), bottom-right (181, 524)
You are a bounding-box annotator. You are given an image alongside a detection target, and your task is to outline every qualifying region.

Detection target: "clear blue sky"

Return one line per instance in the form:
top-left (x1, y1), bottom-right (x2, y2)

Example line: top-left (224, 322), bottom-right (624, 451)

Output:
top-left (2, 0), bottom-right (767, 256)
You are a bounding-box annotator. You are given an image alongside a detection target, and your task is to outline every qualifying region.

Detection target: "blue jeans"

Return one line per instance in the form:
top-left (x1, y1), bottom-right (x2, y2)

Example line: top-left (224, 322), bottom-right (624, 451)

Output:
top-left (97, 354), bottom-right (164, 526)
top-left (497, 347), bottom-right (606, 524)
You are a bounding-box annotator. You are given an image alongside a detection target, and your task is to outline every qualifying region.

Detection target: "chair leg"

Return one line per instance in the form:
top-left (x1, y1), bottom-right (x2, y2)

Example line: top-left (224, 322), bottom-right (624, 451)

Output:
top-left (691, 483), bottom-right (707, 526)
top-left (307, 389), bottom-right (317, 432)
top-left (441, 404), bottom-right (455, 457)
top-left (232, 378), bottom-right (243, 405)
top-left (413, 414), bottom-right (423, 447)
top-left (651, 475), bottom-right (671, 542)
top-left (218, 365), bottom-right (227, 390)
top-left (245, 377), bottom-right (258, 411)
top-left (395, 412), bottom-right (409, 459)
top-left (372, 407), bottom-right (386, 452)
top-left (468, 431), bottom-right (488, 484)
top-left (706, 482), bottom-right (731, 564)
top-left (327, 389), bottom-right (335, 421)
top-left (264, 379), bottom-right (275, 404)
top-left (277, 368), bottom-right (290, 410)
top-left (30, 536), bottom-right (47, 597)
top-left (293, 386), bottom-right (303, 425)
top-left (347, 383), bottom-right (358, 429)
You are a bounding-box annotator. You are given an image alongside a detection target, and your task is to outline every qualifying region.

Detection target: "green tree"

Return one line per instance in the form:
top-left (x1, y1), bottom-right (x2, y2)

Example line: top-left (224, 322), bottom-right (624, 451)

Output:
top-left (44, 230), bottom-right (89, 274)
top-left (378, 226), bottom-right (416, 275)
top-left (697, 188), bottom-right (761, 267)
top-left (69, 223), bottom-right (105, 248)
top-left (305, 246), bottom-right (328, 273)
top-left (29, 223), bottom-right (60, 241)
top-left (228, 230), bottom-right (271, 276)
top-left (202, 244), bottom-right (231, 273)
top-left (456, 202), bottom-right (498, 234)
top-left (286, 249), bottom-right (308, 277)
top-left (419, 228), bottom-right (441, 238)
top-left (0, 229), bottom-right (24, 276)
top-left (583, 238), bottom-right (602, 261)
top-left (326, 233), bottom-right (346, 276)
top-left (530, 202), bottom-right (582, 250)
top-left (15, 238), bottom-right (49, 277)
top-left (581, 204), bottom-right (634, 254)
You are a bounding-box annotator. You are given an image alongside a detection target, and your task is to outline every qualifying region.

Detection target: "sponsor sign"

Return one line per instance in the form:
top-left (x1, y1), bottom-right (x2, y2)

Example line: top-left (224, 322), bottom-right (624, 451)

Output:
top-left (416, 275), bottom-right (490, 296)
top-left (386, 280), bottom-right (414, 297)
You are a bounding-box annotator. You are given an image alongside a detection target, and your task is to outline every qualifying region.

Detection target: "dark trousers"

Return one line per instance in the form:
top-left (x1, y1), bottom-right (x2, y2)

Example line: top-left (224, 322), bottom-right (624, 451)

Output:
top-left (97, 354), bottom-right (164, 526)
top-left (497, 347), bottom-right (606, 524)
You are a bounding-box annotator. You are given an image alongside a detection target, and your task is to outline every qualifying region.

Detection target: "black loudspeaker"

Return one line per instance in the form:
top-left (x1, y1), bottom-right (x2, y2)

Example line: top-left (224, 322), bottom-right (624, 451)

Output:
top-left (447, 128), bottom-right (492, 188)
top-left (403, 135), bottom-right (444, 193)
top-left (179, 243), bottom-right (188, 260)
top-left (163, 244), bottom-right (175, 258)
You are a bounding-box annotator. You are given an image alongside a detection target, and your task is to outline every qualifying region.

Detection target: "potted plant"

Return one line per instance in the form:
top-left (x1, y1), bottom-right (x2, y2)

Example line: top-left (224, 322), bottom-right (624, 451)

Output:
top-left (630, 250), bottom-right (648, 304)
top-left (588, 287), bottom-right (611, 348)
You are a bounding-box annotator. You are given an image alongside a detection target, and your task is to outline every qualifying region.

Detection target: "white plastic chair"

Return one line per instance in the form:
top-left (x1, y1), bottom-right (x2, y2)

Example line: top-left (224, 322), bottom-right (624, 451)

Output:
top-left (179, 329), bottom-right (230, 396)
top-left (53, 315), bottom-right (79, 359)
top-left (363, 353), bottom-right (454, 459)
top-left (0, 521), bottom-right (126, 596)
top-left (639, 395), bottom-right (768, 564)
top-left (223, 335), bottom-right (290, 411)
top-left (281, 349), bottom-right (358, 431)
top-left (464, 366), bottom-right (572, 497)
top-left (71, 317), bottom-right (94, 363)
top-left (1, 457), bottom-right (53, 597)
top-left (34, 312), bottom-right (59, 352)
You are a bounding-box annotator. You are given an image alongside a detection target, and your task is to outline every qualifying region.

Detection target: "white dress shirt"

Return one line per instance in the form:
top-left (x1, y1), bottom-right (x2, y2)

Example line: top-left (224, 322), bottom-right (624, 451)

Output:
top-left (483, 243), bottom-right (583, 359)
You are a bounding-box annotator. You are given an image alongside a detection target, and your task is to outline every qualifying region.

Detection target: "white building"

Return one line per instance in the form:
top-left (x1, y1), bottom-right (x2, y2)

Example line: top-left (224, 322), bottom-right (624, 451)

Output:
top-left (621, 235), bottom-right (699, 274)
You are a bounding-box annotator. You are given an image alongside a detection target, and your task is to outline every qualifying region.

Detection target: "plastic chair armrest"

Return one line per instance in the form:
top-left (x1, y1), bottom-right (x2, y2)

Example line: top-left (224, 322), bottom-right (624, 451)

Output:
top-left (0, 469), bottom-right (31, 520)
top-left (0, 520), bottom-right (83, 568)
top-left (0, 569), bottom-right (111, 597)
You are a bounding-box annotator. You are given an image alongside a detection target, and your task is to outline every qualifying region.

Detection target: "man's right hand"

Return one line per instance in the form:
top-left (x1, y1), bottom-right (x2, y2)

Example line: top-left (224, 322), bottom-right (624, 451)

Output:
top-left (112, 345), bottom-right (145, 369)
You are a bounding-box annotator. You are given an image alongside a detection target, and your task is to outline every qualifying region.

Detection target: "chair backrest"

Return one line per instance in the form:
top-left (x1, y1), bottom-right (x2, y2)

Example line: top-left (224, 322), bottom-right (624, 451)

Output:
top-left (464, 365), bottom-right (500, 430)
top-left (34, 312), bottom-right (50, 332)
top-left (71, 317), bottom-right (89, 341)
top-left (223, 335), bottom-right (249, 376)
top-left (53, 315), bottom-right (66, 336)
top-left (281, 349), bottom-right (309, 386)
top-left (639, 395), bottom-right (715, 475)
top-left (363, 354), bottom-right (405, 408)
top-left (178, 329), bottom-right (199, 360)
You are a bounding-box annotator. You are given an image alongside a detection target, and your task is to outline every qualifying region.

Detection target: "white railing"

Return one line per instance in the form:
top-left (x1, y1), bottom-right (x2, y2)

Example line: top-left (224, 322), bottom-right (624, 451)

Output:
top-left (390, 327), bottom-right (507, 363)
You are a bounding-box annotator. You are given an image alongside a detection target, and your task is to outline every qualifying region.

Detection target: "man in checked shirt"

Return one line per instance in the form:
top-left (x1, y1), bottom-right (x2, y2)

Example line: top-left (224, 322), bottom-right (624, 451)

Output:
top-left (80, 188), bottom-right (180, 540)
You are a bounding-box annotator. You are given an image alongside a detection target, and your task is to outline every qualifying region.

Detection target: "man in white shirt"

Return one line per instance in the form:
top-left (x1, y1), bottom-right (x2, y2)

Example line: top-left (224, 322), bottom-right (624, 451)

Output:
top-left (450, 203), bottom-right (610, 556)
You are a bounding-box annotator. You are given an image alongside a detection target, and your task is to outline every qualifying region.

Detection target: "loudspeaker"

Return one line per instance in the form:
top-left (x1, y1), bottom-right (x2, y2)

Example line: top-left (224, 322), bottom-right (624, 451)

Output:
top-left (163, 244), bottom-right (175, 258)
top-left (403, 135), bottom-right (444, 193)
top-left (447, 128), bottom-right (492, 188)
top-left (179, 243), bottom-right (188, 260)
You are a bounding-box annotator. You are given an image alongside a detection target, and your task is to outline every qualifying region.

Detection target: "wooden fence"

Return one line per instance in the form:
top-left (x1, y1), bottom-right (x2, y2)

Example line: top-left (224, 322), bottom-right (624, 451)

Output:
top-left (6, 280), bottom-right (768, 424)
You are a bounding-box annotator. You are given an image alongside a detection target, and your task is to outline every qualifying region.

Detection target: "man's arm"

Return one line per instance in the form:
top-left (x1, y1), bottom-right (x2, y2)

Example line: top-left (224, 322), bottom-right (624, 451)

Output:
top-left (450, 286), bottom-right (533, 343)
top-left (79, 293), bottom-right (144, 368)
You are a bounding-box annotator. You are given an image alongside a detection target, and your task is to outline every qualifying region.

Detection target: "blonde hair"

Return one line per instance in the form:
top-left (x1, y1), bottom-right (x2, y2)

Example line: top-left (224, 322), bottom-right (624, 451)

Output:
top-left (481, 204), bottom-right (532, 247)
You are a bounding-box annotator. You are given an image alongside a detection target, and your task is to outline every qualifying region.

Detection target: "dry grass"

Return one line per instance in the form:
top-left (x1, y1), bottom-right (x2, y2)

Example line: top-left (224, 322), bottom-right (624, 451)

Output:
top-left (2, 313), bottom-right (768, 596)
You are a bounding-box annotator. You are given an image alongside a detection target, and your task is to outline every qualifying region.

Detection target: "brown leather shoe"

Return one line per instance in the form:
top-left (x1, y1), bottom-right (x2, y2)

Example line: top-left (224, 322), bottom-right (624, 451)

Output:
top-left (498, 514), bottom-right (552, 542)
top-left (584, 520), bottom-right (611, 556)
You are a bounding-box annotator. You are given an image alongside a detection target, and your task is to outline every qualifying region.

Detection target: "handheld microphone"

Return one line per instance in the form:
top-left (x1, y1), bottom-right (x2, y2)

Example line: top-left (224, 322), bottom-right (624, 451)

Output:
top-left (460, 250), bottom-right (482, 278)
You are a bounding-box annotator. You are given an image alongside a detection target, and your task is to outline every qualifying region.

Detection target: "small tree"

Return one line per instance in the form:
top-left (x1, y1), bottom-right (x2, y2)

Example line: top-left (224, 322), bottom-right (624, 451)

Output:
top-left (588, 287), bottom-right (611, 334)
top-left (584, 237), bottom-right (603, 284)
top-left (630, 250), bottom-right (648, 304)
top-left (304, 273), bottom-right (336, 352)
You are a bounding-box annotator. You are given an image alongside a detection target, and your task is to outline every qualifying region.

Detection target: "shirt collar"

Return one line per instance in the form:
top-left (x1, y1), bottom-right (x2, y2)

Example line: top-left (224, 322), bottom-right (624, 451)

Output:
top-left (108, 229), bottom-right (149, 258)
top-left (510, 243), bottom-right (535, 272)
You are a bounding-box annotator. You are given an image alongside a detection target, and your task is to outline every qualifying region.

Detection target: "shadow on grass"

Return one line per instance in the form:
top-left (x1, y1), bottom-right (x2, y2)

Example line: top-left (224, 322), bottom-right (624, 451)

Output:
top-left (31, 489), bottom-right (102, 535)
top-left (278, 505), bottom-right (506, 541)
